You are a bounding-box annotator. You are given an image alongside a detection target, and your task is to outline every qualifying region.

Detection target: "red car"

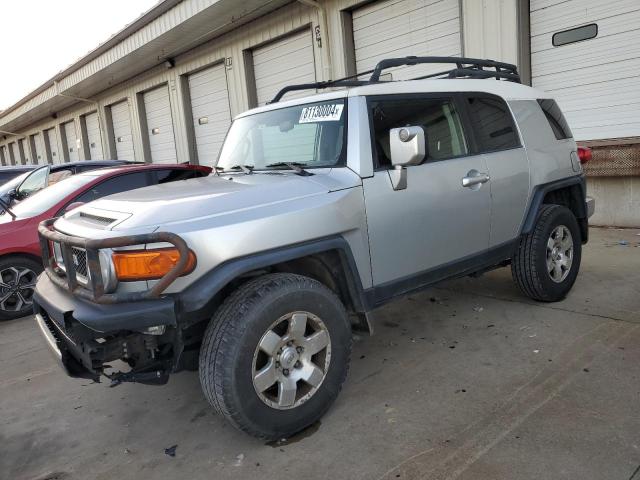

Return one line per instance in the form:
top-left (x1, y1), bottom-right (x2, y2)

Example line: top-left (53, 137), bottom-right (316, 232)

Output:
top-left (0, 163), bottom-right (211, 320)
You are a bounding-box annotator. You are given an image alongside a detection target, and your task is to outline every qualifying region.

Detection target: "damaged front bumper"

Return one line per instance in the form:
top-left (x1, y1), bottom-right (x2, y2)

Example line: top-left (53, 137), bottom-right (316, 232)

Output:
top-left (33, 274), bottom-right (180, 384)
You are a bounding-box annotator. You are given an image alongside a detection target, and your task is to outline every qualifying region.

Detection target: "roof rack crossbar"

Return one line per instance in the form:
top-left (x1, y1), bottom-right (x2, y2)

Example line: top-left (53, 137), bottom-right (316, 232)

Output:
top-left (268, 67), bottom-right (379, 104)
top-left (370, 56), bottom-right (520, 83)
top-left (269, 56), bottom-right (521, 103)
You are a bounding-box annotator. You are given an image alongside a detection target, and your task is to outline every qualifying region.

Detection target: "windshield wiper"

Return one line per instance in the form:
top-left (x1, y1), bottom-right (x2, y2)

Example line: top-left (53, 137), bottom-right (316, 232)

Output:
top-left (0, 197), bottom-right (16, 219)
top-left (265, 162), bottom-right (314, 176)
top-left (228, 164), bottom-right (254, 174)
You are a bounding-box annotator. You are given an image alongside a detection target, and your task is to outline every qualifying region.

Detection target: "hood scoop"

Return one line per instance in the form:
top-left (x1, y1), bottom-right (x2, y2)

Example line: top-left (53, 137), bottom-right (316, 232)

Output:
top-left (63, 205), bottom-right (132, 230)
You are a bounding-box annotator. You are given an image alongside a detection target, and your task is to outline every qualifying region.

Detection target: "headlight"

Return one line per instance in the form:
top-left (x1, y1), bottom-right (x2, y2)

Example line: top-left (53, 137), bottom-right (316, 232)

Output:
top-left (111, 248), bottom-right (197, 281)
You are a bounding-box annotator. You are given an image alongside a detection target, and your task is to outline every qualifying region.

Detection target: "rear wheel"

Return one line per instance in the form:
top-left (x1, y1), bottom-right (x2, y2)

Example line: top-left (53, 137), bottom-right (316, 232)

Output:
top-left (0, 256), bottom-right (42, 321)
top-left (199, 273), bottom-right (352, 440)
top-left (512, 204), bottom-right (581, 302)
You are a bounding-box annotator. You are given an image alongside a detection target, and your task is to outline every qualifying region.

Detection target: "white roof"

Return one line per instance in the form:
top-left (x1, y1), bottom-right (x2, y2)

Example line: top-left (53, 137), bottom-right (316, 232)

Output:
top-left (240, 79), bottom-right (550, 118)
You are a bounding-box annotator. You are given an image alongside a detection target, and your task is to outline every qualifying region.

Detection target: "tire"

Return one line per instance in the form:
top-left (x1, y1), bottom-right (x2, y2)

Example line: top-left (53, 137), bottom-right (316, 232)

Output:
top-left (0, 255), bottom-right (42, 321)
top-left (199, 273), bottom-right (352, 440)
top-left (512, 204), bottom-right (582, 302)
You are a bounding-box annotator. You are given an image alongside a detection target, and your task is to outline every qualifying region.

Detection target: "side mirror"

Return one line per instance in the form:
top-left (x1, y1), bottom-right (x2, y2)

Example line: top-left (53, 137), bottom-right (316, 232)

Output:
top-left (64, 202), bottom-right (85, 213)
top-left (7, 189), bottom-right (16, 199)
top-left (388, 126), bottom-right (426, 190)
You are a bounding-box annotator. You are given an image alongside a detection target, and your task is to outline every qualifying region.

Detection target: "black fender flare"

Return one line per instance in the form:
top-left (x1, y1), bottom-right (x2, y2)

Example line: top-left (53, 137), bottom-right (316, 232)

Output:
top-left (174, 235), bottom-right (370, 325)
top-left (520, 175), bottom-right (587, 237)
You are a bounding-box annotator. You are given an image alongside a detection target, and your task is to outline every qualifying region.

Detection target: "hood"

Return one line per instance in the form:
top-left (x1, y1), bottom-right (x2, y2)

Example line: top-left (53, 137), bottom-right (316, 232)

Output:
top-left (65, 169), bottom-right (361, 231)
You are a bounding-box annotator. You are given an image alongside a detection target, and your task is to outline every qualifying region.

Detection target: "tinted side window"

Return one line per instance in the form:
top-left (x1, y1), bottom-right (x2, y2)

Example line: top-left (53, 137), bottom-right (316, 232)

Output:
top-left (155, 168), bottom-right (203, 184)
top-left (369, 97), bottom-right (468, 168)
top-left (73, 172), bottom-right (153, 204)
top-left (537, 99), bottom-right (572, 140)
top-left (465, 96), bottom-right (520, 152)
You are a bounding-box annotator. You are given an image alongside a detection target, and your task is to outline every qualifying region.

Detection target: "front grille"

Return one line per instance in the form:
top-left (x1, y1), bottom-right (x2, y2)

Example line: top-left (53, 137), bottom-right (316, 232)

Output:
top-left (52, 243), bottom-right (90, 285)
top-left (72, 247), bottom-right (88, 280)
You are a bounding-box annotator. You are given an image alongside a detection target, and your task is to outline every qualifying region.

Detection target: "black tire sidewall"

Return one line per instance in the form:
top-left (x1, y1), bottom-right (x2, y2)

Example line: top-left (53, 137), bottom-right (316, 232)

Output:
top-left (213, 277), bottom-right (351, 438)
top-left (0, 255), bottom-right (42, 321)
top-left (534, 207), bottom-right (582, 300)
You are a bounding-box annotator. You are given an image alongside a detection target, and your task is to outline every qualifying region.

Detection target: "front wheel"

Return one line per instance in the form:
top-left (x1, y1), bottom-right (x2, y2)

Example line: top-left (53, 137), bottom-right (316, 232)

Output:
top-left (199, 273), bottom-right (352, 440)
top-left (512, 204), bottom-right (582, 302)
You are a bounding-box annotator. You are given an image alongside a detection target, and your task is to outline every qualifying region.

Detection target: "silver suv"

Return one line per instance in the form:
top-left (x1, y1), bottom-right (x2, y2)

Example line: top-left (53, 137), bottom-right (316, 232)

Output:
top-left (34, 57), bottom-right (595, 440)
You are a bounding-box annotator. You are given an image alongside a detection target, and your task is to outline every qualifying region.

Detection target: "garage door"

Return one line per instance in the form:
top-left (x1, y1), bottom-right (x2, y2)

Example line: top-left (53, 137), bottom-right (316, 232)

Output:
top-left (352, 0), bottom-right (462, 80)
top-left (531, 0), bottom-right (640, 140)
top-left (10, 142), bottom-right (19, 165)
top-left (188, 64), bottom-right (232, 166)
top-left (18, 139), bottom-right (29, 164)
top-left (110, 100), bottom-right (135, 161)
top-left (31, 133), bottom-right (46, 164)
top-left (143, 85), bottom-right (177, 163)
top-left (252, 29), bottom-right (316, 106)
top-left (84, 112), bottom-right (104, 160)
top-left (63, 121), bottom-right (79, 161)
top-left (45, 128), bottom-right (61, 164)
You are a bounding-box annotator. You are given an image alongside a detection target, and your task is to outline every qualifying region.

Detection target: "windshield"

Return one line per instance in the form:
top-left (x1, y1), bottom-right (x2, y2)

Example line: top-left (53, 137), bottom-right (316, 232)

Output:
top-left (7, 174), bottom-right (98, 219)
top-left (216, 99), bottom-right (347, 171)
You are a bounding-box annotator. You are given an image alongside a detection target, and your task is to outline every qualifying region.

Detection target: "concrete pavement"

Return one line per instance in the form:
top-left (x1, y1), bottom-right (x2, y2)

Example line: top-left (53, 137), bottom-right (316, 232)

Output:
top-left (1, 227), bottom-right (639, 480)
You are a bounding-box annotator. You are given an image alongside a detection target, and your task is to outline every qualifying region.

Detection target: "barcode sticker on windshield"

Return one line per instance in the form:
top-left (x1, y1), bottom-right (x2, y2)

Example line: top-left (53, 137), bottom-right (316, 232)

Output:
top-left (299, 104), bottom-right (344, 123)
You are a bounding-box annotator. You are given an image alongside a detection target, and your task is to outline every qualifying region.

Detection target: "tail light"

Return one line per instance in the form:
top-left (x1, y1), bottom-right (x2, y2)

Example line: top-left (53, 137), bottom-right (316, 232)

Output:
top-left (577, 146), bottom-right (592, 164)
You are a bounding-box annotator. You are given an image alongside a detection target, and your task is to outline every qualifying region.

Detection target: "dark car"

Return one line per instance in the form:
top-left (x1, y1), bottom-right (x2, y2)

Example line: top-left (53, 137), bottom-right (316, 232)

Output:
top-left (0, 160), bottom-right (140, 209)
top-left (0, 162), bottom-right (211, 320)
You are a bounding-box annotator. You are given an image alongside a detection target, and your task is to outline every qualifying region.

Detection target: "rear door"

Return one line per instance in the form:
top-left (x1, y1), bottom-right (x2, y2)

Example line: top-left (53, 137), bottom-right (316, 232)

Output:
top-left (363, 94), bottom-right (491, 292)
top-left (462, 94), bottom-right (529, 247)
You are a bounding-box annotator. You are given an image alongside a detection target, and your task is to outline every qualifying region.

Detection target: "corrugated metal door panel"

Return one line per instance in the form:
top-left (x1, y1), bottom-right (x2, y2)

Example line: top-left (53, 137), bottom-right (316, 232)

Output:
top-left (110, 100), bottom-right (135, 161)
top-left (33, 133), bottom-right (45, 164)
top-left (10, 143), bottom-right (19, 165)
top-left (85, 112), bottom-right (104, 160)
top-left (18, 139), bottom-right (29, 164)
top-left (143, 85), bottom-right (178, 163)
top-left (188, 64), bottom-right (232, 166)
top-left (253, 29), bottom-right (316, 106)
top-left (63, 122), bottom-right (79, 161)
top-left (352, 0), bottom-right (462, 80)
top-left (45, 128), bottom-right (61, 164)
top-left (531, 0), bottom-right (640, 140)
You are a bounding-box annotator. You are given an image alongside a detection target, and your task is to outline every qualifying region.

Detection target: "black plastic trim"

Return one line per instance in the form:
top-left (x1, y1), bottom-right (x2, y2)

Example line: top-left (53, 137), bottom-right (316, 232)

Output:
top-left (520, 175), bottom-right (587, 237)
top-left (33, 273), bottom-right (177, 333)
top-left (366, 239), bottom-right (518, 307)
top-left (174, 235), bottom-right (370, 322)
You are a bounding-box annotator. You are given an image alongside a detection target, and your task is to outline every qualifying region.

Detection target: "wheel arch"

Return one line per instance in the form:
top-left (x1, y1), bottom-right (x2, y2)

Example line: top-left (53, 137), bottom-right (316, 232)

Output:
top-left (521, 176), bottom-right (588, 243)
top-left (176, 236), bottom-right (372, 332)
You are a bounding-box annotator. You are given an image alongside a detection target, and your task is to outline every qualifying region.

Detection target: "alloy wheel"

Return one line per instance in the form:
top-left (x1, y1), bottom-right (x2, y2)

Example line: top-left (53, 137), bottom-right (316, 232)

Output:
top-left (546, 225), bottom-right (573, 283)
top-left (252, 311), bottom-right (331, 410)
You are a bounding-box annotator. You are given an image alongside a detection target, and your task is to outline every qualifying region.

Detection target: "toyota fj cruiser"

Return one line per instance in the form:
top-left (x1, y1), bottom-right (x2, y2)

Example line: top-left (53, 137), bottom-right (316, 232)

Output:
top-left (34, 57), bottom-right (595, 440)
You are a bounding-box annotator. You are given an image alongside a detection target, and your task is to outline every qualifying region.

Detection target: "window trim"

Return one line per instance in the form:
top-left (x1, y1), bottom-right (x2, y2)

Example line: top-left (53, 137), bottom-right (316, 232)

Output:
top-left (537, 98), bottom-right (573, 141)
top-left (552, 23), bottom-right (598, 47)
top-left (460, 92), bottom-right (523, 155)
top-left (365, 93), bottom-right (476, 171)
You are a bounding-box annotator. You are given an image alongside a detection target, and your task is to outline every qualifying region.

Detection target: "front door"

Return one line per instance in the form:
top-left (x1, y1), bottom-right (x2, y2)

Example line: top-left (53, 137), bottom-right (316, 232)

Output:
top-left (363, 95), bottom-right (491, 294)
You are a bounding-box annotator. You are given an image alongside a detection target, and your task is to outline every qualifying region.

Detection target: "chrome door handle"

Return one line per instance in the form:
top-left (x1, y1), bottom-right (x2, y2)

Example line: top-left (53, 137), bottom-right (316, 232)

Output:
top-left (462, 171), bottom-right (490, 188)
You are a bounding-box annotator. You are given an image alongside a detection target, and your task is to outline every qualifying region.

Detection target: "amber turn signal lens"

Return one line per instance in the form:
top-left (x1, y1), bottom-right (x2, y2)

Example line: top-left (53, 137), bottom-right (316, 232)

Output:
top-left (112, 248), bottom-right (196, 281)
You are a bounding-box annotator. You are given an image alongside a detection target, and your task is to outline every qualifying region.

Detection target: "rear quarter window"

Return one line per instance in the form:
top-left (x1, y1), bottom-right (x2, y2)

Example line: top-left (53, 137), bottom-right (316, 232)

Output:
top-left (537, 99), bottom-right (573, 140)
top-left (464, 95), bottom-right (520, 153)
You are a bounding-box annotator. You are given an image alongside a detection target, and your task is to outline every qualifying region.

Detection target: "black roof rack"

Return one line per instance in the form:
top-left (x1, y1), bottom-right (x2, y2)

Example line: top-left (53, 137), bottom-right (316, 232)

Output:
top-left (269, 56), bottom-right (520, 103)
